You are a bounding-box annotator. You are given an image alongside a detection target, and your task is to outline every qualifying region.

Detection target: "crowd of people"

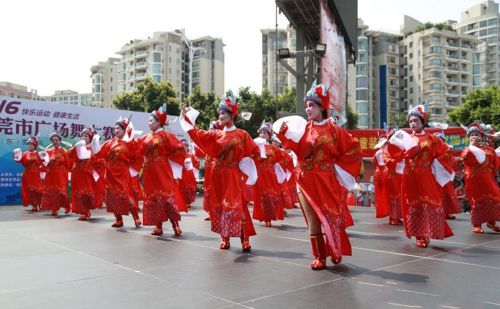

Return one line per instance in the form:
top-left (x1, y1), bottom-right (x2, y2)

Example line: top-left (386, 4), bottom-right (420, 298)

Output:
top-left (13, 82), bottom-right (500, 271)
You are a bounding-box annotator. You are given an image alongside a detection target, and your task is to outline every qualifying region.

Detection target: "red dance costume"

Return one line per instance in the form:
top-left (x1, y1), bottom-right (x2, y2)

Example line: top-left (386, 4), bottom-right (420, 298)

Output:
top-left (461, 146), bottom-right (500, 229)
top-left (374, 147), bottom-right (403, 223)
top-left (138, 129), bottom-right (186, 235)
top-left (278, 120), bottom-right (361, 264)
top-left (97, 138), bottom-right (141, 226)
top-left (41, 147), bottom-right (71, 214)
top-left (15, 150), bottom-right (43, 209)
top-left (69, 145), bottom-right (98, 219)
top-left (178, 153), bottom-right (199, 206)
top-left (186, 124), bottom-right (259, 247)
top-left (373, 148), bottom-right (388, 219)
top-left (388, 132), bottom-right (455, 243)
top-left (252, 144), bottom-right (287, 225)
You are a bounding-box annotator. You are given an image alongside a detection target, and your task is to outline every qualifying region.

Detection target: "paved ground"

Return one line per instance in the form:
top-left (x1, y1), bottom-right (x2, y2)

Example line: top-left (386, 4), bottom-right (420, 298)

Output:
top-left (0, 199), bottom-right (499, 309)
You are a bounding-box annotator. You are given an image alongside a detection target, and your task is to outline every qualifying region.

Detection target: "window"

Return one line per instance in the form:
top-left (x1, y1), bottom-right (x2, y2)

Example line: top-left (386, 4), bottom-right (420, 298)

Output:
top-left (473, 64), bottom-right (481, 74)
top-left (358, 52), bottom-right (368, 63)
top-left (488, 18), bottom-right (497, 26)
top-left (488, 27), bottom-right (497, 35)
top-left (153, 53), bottom-right (161, 62)
top-left (409, 53), bottom-right (413, 59)
top-left (430, 83), bottom-right (442, 90)
top-left (152, 64), bottom-right (161, 74)
top-left (356, 102), bottom-right (369, 113)
top-left (356, 64), bottom-right (368, 75)
top-left (356, 89), bottom-right (368, 101)
top-left (480, 29), bottom-right (487, 37)
top-left (409, 42), bottom-right (413, 48)
top-left (358, 115), bottom-right (369, 127)
top-left (431, 71), bottom-right (442, 78)
top-left (429, 59), bottom-right (443, 66)
top-left (356, 76), bottom-right (368, 88)
top-left (153, 75), bottom-right (161, 83)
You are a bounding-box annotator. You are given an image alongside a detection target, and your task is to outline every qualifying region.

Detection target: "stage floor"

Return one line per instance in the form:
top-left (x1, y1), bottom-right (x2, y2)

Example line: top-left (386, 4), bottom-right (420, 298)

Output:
top-left (0, 200), bottom-right (499, 309)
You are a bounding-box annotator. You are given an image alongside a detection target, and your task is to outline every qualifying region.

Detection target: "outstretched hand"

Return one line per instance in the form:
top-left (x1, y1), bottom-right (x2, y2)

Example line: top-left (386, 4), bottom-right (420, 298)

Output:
top-left (279, 122), bottom-right (288, 134)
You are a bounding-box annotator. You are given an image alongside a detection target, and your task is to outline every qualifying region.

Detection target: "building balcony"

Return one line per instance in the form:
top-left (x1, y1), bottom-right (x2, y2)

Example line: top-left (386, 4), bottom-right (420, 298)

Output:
top-left (135, 50), bottom-right (147, 58)
top-left (135, 72), bottom-right (147, 80)
top-left (445, 90), bottom-right (460, 96)
top-left (446, 78), bottom-right (461, 84)
top-left (424, 52), bottom-right (442, 58)
top-left (445, 65), bottom-right (460, 72)
top-left (135, 61), bottom-right (147, 69)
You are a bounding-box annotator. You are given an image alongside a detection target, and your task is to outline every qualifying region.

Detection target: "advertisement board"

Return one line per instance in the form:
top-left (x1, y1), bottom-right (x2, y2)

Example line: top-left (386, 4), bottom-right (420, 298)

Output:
top-left (0, 96), bottom-right (187, 205)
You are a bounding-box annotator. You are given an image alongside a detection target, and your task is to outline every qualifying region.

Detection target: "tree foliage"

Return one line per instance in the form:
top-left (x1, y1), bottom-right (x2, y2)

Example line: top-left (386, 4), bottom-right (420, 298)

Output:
top-left (346, 105), bottom-right (358, 129)
top-left (448, 86), bottom-right (500, 127)
top-left (185, 86), bottom-right (219, 130)
top-left (112, 77), bottom-right (180, 115)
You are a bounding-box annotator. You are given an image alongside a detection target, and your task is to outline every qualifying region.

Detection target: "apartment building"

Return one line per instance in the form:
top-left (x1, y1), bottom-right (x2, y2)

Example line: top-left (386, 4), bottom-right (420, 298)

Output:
top-left (42, 90), bottom-right (92, 106)
top-left (455, 0), bottom-right (500, 87)
top-left (191, 36), bottom-right (225, 96)
top-left (0, 82), bottom-right (39, 100)
top-left (90, 58), bottom-right (120, 108)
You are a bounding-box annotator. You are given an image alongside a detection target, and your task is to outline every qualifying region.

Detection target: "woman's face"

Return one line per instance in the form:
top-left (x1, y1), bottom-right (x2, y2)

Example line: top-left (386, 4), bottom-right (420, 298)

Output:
top-left (305, 100), bottom-right (323, 121)
top-left (81, 134), bottom-right (91, 144)
top-left (114, 125), bottom-right (125, 139)
top-left (27, 143), bottom-right (35, 151)
top-left (149, 116), bottom-right (159, 132)
top-left (469, 132), bottom-right (482, 146)
top-left (51, 137), bottom-right (61, 148)
top-left (259, 130), bottom-right (270, 141)
top-left (218, 110), bottom-right (232, 126)
top-left (408, 116), bottom-right (423, 132)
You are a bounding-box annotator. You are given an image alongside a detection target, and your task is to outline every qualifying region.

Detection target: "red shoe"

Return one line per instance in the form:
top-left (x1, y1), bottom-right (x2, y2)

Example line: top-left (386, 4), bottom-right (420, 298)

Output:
top-left (78, 214), bottom-right (89, 221)
top-left (446, 215), bottom-right (456, 220)
top-left (64, 207), bottom-right (71, 214)
top-left (31, 206), bottom-right (39, 212)
top-left (389, 218), bottom-right (403, 226)
top-left (310, 234), bottom-right (327, 270)
top-left (473, 225), bottom-right (484, 234)
top-left (134, 219), bottom-right (142, 228)
top-left (219, 237), bottom-right (230, 250)
top-left (416, 237), bottom-right (429, 248)
top-left (204, 216), bottom-right (211, 221)
top-left (486, 222), bottom-right (500, 232)
top-left (112, 221), bottom-right (124, 228)
top-left (51, 211), bottom-right (58, 216)
top-left (171, 221), bottom-right (182, 237)
top-left (264, 221), bottom-right (272, 227)
top-left (332, 255), bottom-right (342, 265)
top-left (151, 228), bottom-right (163, 236)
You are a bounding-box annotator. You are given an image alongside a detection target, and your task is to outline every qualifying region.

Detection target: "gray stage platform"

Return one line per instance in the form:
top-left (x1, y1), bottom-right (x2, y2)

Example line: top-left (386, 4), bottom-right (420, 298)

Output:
top-left (0, 199), bottom-right (499, 309)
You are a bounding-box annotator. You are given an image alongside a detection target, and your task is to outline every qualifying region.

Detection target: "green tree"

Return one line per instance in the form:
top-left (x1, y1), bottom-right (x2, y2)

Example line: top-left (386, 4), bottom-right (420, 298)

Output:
top-left (448, 86), bottom-right (500, 127)
top-left (346, 105), bottom-right (358, 129)
top-left (112, 77), bottom-right (180, 114)
top-left (185, 86), bottom-right (219, 130)
top-left (276, 87), bottom-right (296, 116)
top-left (235, 87), bottom-right (277, 137)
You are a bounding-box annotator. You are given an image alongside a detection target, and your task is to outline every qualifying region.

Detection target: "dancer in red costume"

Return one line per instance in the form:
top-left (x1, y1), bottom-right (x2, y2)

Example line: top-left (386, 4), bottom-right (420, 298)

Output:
top-left (461, 123), bottom-right (500, 233)
top-left (177, 140), bottom-right (199, 208)
top-left (373, 135), bottom-right (388, 220)
top-left (252, 122), bottom-right (287, 227)
top-left (373, 128), bottom-right (404, 225)
top-left (180, 91), bottom-right (259, 252)
top-left (277, 82), bottom-right (362, 269)
top-left (138, 105), bottom-right (186, 236)
top-left (434, 132), bottom-right (462, 220)
top-left (271, 136), bottom-right (297, 211)
top-left (95, 117), bottom-right (142, 228)
top-left (40, 132), bottom-right (71, 216)
top-left (69, 128), bottom-right (99, 220)
top-left (13, 136), bottom-right (44, 212)
top-left (387, 105), bottom-right (455, 248)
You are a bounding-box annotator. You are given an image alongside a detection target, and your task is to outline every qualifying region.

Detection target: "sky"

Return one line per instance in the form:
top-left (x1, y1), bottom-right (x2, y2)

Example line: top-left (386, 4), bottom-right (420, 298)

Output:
top-left (0, 0), bottom-right (496, 97)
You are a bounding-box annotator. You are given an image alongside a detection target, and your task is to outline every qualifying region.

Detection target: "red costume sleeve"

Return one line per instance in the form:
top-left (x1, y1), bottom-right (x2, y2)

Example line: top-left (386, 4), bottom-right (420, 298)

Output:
top-left (187, 128), bottom-right (219, 158)
top-left (433, 136), bottom-right (454, 174)
top-left (331, 124), bottom-right (362, 178)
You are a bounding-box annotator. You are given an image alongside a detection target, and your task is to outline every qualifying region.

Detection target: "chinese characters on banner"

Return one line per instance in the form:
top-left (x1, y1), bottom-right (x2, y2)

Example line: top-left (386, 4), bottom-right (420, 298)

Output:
top-left (0, 96), bottom-right (187, 205)
top-left (348, 128), bottom-right (469, 158)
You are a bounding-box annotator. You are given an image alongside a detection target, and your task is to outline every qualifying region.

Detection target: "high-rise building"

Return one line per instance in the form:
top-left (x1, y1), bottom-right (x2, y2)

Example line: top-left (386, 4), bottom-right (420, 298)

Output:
top-left (455, 0), bottom-right (500, 87)
top-left (400, 16), bottom-right (481, 123)
top-left (191, 36), bottom-right (225, 96)
top-left (261, 27), bottom-right (296, 96)
top-left (348, 19), bottom-right (402, 129)
top-left (0, 82), bottom-right (39, 100)
top-left (42, 90), bottom-right (92, 106)
top-left (90, 58), bottom-right (120, 108)
top-left (91, 30), bottom-right (225, 108)
top-left (115, 30), bottom-right (190, 103)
